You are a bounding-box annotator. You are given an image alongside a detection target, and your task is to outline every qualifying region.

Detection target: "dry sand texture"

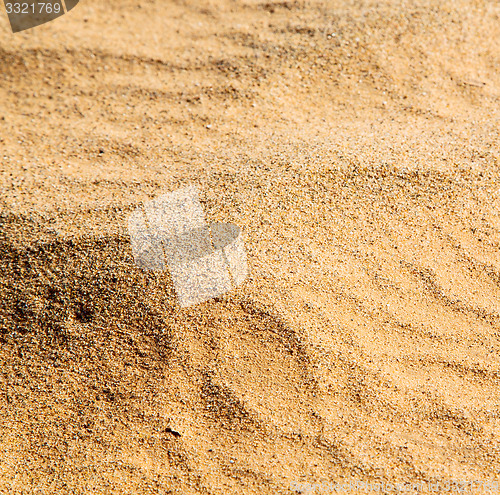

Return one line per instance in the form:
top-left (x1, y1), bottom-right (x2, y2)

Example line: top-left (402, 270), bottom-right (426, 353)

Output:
top-left (1, 0), bottom-right (500, 493)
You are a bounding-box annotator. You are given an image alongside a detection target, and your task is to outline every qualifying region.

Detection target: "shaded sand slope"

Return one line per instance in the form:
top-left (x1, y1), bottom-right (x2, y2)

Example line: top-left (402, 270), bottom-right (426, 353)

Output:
top-left (1, 0), bottom-right (500, 493)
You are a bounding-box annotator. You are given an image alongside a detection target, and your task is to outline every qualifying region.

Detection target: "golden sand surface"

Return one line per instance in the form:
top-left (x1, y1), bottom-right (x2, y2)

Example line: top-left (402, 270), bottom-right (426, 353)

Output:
top-left (0, 0), bottom-right (499, 493)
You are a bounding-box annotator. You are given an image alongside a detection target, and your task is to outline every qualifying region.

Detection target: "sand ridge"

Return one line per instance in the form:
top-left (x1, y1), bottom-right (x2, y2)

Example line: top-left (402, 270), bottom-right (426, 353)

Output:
top-left (1, 0), bottom-right (500, 493)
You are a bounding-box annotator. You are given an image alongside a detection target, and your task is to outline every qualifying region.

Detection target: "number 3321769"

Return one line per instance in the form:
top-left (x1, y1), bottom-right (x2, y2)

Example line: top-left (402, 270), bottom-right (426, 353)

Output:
top-left (5, 3), bottom-right (62, 14)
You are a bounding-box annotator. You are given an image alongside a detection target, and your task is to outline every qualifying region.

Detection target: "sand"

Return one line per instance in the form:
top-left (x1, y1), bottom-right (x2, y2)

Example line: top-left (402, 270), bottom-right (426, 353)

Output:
top-left (1, 0), bottom-right (499, 493)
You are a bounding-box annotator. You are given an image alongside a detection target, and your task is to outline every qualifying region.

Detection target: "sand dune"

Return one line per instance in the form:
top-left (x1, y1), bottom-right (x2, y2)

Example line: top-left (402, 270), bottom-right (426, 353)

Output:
top-left (1, 0), bottom-right (499, 493)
